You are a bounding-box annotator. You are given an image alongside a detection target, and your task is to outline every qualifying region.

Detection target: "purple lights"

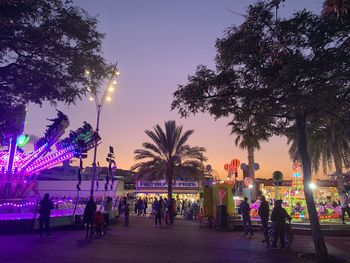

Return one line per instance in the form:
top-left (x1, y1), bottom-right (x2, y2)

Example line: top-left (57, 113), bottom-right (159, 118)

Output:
top-left (0, 111), bottom-right (99, 199)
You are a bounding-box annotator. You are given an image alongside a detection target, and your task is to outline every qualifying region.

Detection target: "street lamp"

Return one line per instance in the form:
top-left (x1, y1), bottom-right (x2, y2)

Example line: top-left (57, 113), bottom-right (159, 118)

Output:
top-left (87, 62), bottom-right (120, 196)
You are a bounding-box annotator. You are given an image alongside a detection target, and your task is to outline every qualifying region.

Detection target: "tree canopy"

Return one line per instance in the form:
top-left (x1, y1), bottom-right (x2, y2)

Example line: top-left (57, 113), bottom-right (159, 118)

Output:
top-left (0, 0), bottom-right (109, 138)
top-left (131, 121), bottom-right (207, 199)
top-left (172, 2), bottom-right (350, 261)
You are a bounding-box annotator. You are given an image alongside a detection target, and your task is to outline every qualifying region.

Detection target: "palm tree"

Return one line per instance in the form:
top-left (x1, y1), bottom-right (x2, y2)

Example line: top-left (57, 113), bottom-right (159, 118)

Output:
top-left (288, 117), bottom-right (350, 193)
top-left (229, 117), bottom-right (270, 201)
top-left (131, 120), bottom-right (207, 200)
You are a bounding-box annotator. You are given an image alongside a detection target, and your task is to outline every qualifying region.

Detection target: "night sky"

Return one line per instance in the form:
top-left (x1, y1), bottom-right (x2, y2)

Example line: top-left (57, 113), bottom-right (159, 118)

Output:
top-left (24, 0), bottom-right (323, 179)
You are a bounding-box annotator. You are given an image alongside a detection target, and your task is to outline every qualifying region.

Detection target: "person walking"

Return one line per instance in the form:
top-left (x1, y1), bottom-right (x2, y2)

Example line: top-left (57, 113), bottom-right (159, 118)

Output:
top-left (270, 199), bottom-right (292, 249)
top-left (38, 193), bottom-right (54, 237)
top-left (153, 198), bottom-right (162, 227)
top-left (119, 196), bottom-right (126, 216)
top-left (137, 197), bottom-right (143, 215)
top-left (124, 203), bottom-right (130, 227)
top-left (143, 199), bottom-right (148, 215)
top-left (103, 197), bottom-right (113, 228)
top-left (181, 200), bottom-right (185, 215)
top-left (258, 195), bottom-right (270, 247)
top-left (83, 196), bottom-right (97, 238)
top-left (134, 200), bottom-right (138, 214)
top-left (340, 191), bottom-right (350, 224)
top-left (239, 197), bottom-right (253, 235)
top-left (170, 198), bottom-right (176, 225)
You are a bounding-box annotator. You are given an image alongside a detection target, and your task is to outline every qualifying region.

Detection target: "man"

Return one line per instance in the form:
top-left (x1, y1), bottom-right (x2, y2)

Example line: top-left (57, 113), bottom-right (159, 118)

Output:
top-left (340, 191), bottom-right (350, 224)
top-left (143, 198), bottom-right (148, 215)
top-left (239, 197), bottom-right (253, 235)
top-left (258, 195), bottom-right (270, 246)
top-left (153, 198), bottom-right (162, 227)
top-left (83, 196), bottom-right (97, 238)
top-left (103, 197), bottom-right (113, 228)
top-left (137, 197), bottom-right (143, 215)
top-left (124, 203), bottom-right (130, 227)
top-left (271, 199), bottom-right (292, 249)
top-left (39, 193), bottom-right (54, 237)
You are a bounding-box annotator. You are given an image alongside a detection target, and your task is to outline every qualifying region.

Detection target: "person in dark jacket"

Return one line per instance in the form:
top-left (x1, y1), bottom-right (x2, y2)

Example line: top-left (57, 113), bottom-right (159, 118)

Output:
top-left (124, 203), bottom-right (130, 226)
top-left (239, 197), bottom-right (253, 235)
top-left (39, 193), bottom-right (54, 237)
top-left (143, 199), bottom-right (148, 215)
top-left (153, 198), bottom-right (162, 227)
top-left (83, 196), bottom-right (97, 238)
top-left (270, 199), bottom-right (292, 249)
top-left (258, 195), bottom-right (270, 246)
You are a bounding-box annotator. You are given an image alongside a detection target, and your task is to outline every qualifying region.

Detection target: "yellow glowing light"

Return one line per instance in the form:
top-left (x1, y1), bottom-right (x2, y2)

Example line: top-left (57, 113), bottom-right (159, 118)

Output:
top-left (89, 96), bottom-right (94, 101)
top-left (106, 96), bottom-right (112, 101)
top-left (85, 70), bottom-right (90, 75)
top-left (112, 79), bottom-right (117, 85)
top-left (108, 86), bottom-right (114, 92)
top-left (115, 70), bottom-right (120, 76)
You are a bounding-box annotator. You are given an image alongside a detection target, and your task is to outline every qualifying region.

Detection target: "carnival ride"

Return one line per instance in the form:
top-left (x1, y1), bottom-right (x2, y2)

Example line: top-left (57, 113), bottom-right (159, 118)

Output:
top-left (0, 111), bottom-right (102, 227)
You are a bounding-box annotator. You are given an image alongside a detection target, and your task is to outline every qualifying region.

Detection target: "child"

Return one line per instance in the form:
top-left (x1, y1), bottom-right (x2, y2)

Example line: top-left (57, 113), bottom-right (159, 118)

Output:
top-left (94, 211), bottom-right (104, 235)
top-left (124, 203), bottom-right (130, 227)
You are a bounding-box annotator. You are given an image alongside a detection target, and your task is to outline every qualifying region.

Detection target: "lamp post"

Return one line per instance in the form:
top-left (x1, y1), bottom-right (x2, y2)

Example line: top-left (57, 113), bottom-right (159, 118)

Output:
top-left (87, 63), bottom-right (120, 196)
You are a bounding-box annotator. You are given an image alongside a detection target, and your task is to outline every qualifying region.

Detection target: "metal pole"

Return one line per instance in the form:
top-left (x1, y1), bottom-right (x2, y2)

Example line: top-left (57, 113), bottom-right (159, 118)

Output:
top-left (90, 105), bottom-right (101, 196)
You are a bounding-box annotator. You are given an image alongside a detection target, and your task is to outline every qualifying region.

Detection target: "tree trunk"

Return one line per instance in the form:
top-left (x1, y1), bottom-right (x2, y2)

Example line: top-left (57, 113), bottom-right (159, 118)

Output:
top-left (296, 112), bottom-right (329, 263)
top-left (167, 169), bottom-right (173, 201)
top-left (247, 146), bottom-right (257, 201)
top-left (332, 135), bottom-right (344, 193)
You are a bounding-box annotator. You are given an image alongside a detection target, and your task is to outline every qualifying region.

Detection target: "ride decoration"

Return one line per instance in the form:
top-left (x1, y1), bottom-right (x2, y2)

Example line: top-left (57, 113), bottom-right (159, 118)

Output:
top-left (244, 177), bottom-right (253, 187)
top-left (224, 159), bottom-right (240, 181)
top-left (0, 111), bottom-right (100, 199)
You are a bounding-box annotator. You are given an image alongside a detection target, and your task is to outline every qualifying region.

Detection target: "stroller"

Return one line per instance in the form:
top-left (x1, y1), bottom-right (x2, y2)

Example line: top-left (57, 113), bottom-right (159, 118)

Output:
top-left (263, 220), bottom-right (294, 249)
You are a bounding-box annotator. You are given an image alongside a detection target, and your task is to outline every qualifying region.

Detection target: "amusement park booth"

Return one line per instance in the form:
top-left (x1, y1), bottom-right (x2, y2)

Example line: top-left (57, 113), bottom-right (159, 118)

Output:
top-left (203, 182), bottom-right (235, 222)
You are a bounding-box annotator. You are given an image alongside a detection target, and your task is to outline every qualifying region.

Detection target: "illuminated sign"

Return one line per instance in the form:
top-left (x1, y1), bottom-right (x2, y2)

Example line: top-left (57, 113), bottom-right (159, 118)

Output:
top-left (136, 180), bottom-right (199, 189)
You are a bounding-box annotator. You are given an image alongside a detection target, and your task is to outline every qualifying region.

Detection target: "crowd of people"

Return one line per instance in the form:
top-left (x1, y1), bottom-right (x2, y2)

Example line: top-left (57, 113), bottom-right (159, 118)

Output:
top-left (239, 195), bottom-right (293, 250)
top-left (36, 191), bottom-right (350, 247)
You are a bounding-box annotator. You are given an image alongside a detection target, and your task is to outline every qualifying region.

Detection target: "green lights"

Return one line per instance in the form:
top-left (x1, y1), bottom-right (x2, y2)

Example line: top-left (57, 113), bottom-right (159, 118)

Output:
top-left (16, 134), bottom-right (30, 147)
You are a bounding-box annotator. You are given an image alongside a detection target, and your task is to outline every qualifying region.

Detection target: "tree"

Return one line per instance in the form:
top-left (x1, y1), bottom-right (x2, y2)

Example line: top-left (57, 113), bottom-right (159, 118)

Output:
top-left (131, 121), bottom-right (207, 201)
top-left (323, 0), bottom-right (350, 17)
top-left (229, 116), bottom-right (270, 201)
top-left (288, 116), bottom-right (350, 193)
top-left (172, 2), bottom-right (350, 261)
top-left (0, 0), bottom-right (109, 140)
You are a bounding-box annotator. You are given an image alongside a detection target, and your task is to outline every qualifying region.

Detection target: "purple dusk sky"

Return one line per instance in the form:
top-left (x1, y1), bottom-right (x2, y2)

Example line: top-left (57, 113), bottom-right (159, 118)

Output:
top-left (24, 0), bottom-right (323, 179)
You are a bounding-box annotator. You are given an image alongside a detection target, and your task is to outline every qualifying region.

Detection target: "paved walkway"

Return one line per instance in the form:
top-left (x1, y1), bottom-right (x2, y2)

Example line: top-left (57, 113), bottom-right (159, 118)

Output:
top-left (0, 215), bottom-right (349, 263)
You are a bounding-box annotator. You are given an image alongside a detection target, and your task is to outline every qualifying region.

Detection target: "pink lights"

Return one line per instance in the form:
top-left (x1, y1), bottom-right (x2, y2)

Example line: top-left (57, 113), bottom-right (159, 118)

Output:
top-left (0, 112), bottom-right (98, 199)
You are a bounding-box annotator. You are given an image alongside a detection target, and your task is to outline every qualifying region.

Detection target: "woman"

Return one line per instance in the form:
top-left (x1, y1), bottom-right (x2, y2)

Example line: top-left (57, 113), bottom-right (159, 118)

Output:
top-left (270, 199), bottom-right (291, 249)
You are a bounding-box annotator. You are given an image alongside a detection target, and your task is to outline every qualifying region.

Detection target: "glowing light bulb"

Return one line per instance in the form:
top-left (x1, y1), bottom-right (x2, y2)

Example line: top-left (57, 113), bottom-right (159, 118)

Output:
top-left (108, 86), bottom-right (114, 92)
top-left (89, 96), bottom-right (94, 101)
top-left (85, 70), bottom-right (90, 75)
top-left (106, 96), bottom-right (111, 101)
top-left (309, 182), bottom-right (317, 190)
top-left (112, 79), bottom-right (117, 85)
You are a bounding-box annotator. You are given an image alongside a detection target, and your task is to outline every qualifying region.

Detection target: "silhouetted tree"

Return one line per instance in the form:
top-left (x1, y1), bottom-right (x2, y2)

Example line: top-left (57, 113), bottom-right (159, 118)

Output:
top-left (172, 2), bottom-right (350, 261)
top-left (0, 0), bottom-right (109, 140)
top-left (131, 121), bottom-right (207, 200)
